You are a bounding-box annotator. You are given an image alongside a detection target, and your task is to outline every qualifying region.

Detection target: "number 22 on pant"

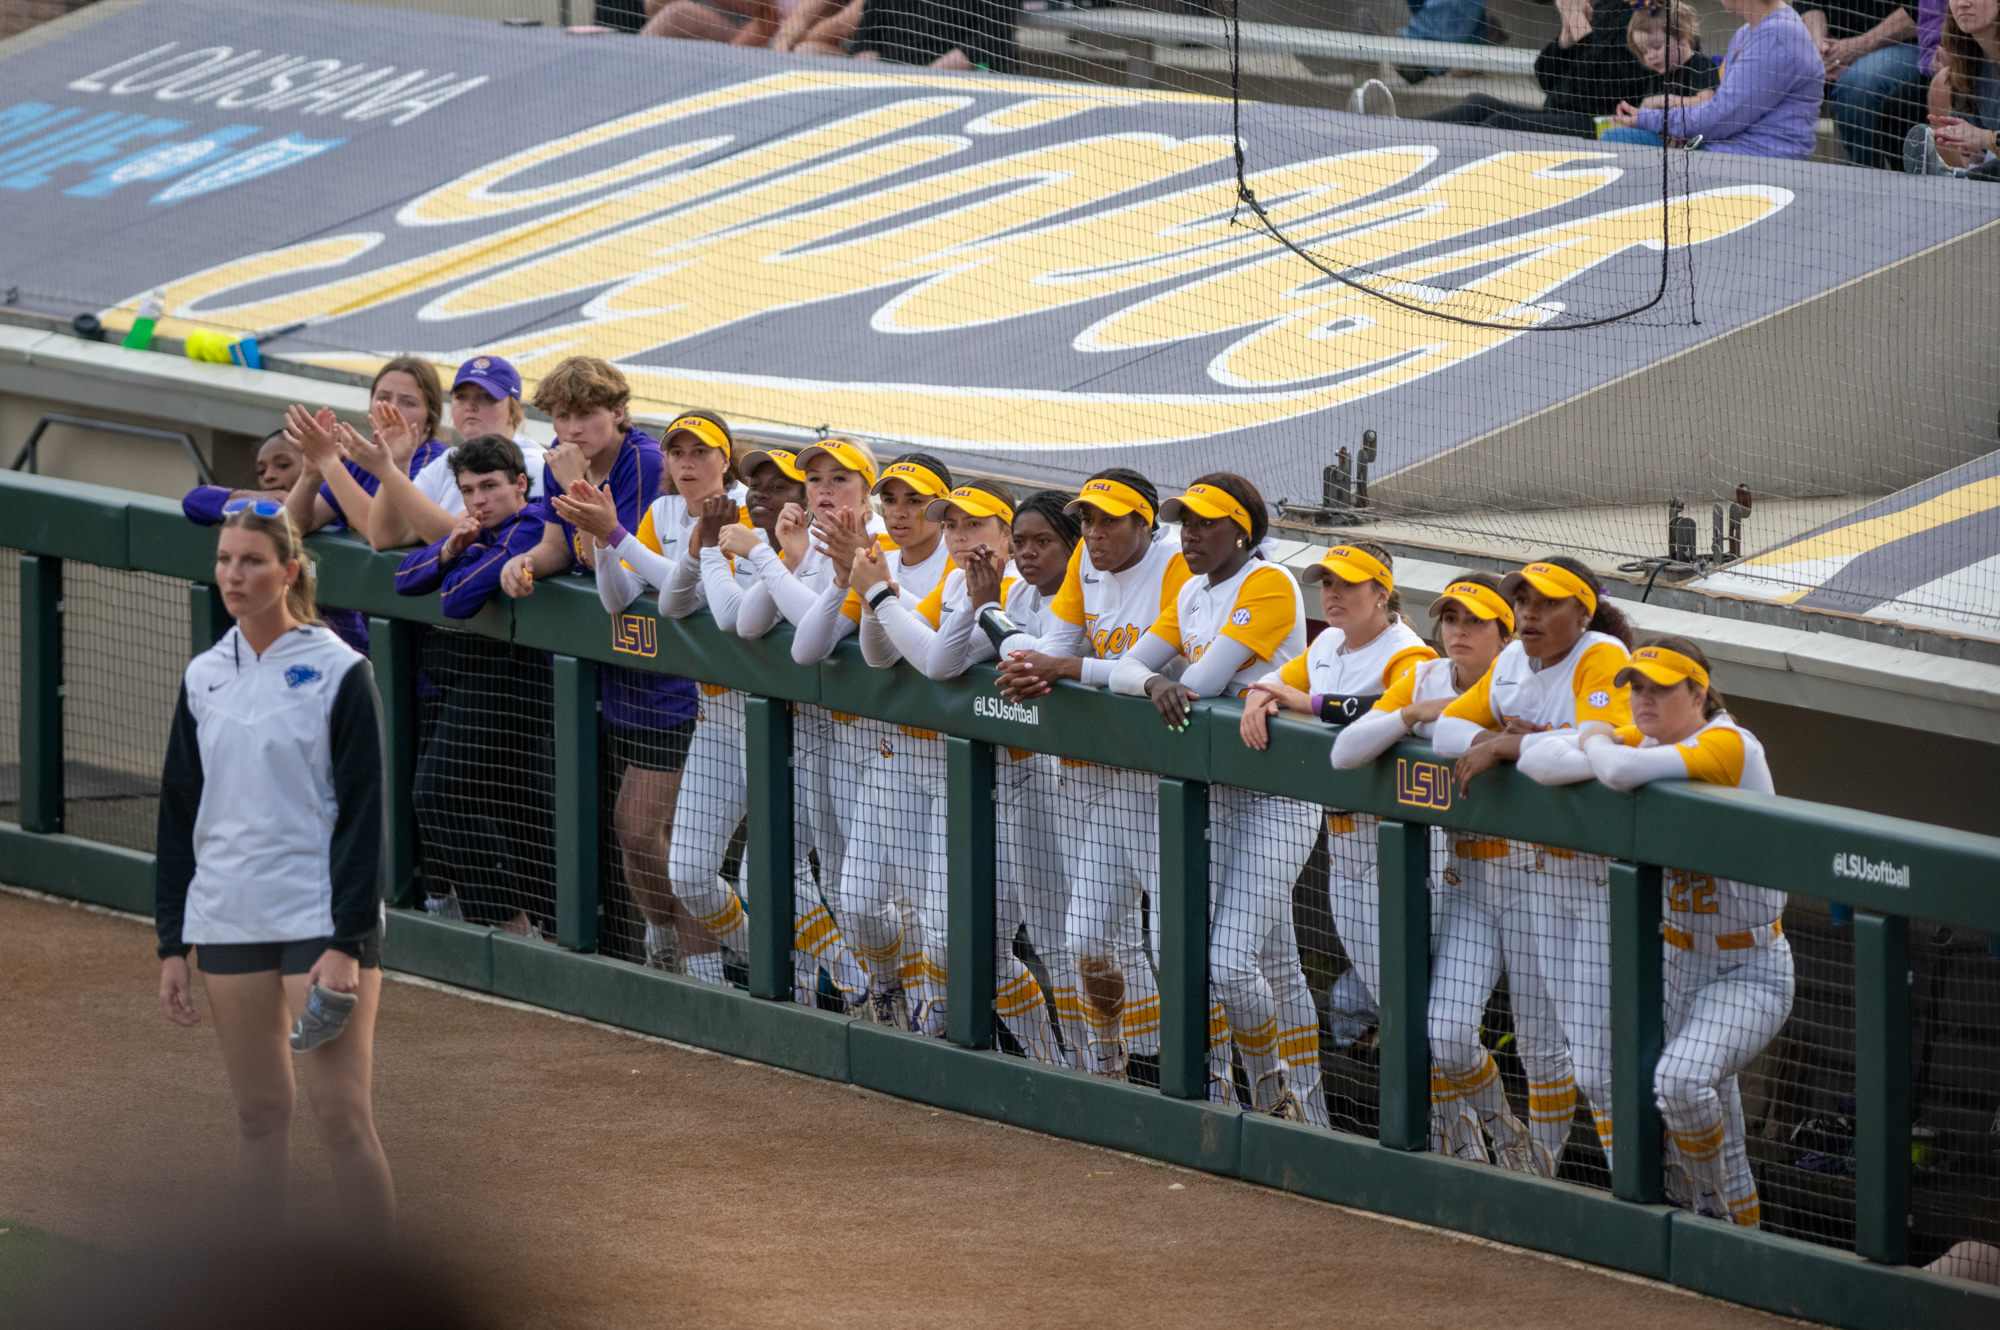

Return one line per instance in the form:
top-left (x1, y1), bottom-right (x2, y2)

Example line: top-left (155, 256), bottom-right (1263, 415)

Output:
top-left (1668, 870), bottom-right (1719, 914)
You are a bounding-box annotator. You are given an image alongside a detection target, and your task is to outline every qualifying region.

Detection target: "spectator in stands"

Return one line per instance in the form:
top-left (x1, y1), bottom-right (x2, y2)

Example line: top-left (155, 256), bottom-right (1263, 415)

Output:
top-left (639, 0), bottom-right (784, 45)
top-left (280, 357), bottom-right (446, 540)
top-left (350, 355), bottom-right (546, 552)
top-left (1604, 0), bottom-right (1824, 157)
top-left (1913, 0), bottom-right (2000, 169)
top-left (769, 0), bottom-right (865, 54)
top-left (181, 429), bottom-right (301, 525)
top-left (1807, 0), bottom-right (1925, 167)
top-left (1428, 0), bottom-right (1717, 139)
top-left (396, 435), bottom-right (558, 933)
top-left (1399, 0), bottom-right (1504, 82)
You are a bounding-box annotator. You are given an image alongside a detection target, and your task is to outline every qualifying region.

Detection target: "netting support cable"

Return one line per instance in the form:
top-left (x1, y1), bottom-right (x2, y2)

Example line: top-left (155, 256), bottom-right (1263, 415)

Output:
top-left (1379, 818), bottom-right (1434, 1152)
top-left (553, 654), bottom-right (601, 954)
top-left (1226, 0), bottom-right (1684, 332)
top-left (1610, 860), bottom-right (1666, 1203)
top-left (946, 735), bottom-right (998, 1051)
top-left (20, 554), bottom-right (63, 836)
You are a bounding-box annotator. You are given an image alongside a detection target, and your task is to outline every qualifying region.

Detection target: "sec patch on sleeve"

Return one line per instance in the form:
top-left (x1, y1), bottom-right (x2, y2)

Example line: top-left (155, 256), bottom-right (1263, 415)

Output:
top-left (1587, 690), bottom-right (1610, 709)
top-left (1230, 608), bottom-right (1252, 626)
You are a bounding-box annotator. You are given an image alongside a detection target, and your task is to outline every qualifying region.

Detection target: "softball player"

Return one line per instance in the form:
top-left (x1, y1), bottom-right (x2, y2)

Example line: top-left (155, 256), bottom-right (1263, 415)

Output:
top-left (1520, 636), bottom-right (1791, 1225)
top-left (557, 410), bottom-right (741, 975)
top-left (994, 469), bottom-right (1186, 1079)
top-left (1329, 573), bottom-right (1565, 1174)
top-left (1433, 558), bottom-right (1635, 1172)
top-left (799, 454), bottom-right (957, 1029)
top-left (855, 479), bottom-right (1062, 1058)
top-left (155, 503), bottom-right (394, 1234)
top-left (1109, 475), bottom-right (1324, 1122)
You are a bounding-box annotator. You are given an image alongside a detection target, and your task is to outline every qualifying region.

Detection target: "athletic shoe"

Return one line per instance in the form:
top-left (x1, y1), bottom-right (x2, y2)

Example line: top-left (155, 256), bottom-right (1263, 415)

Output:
top-left (424, 892), bottom-right (464, 921)
top-left (289, 983), bottom-right (357, 1053)
top-left (1348, 78), bottom-right (1397, 118)
top-left (1904, 125), bottom-right (1966, 177)
top-left (869, 986), bottom-right (905, 1030)
top-left (1087, 1037), bottom-right (1129, 1079)
top-left (643, 923), bottom-right (681, 974)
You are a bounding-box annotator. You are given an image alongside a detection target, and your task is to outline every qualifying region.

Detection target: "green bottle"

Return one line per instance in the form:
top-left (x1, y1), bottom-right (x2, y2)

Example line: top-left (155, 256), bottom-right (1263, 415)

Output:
top-left (121, 288), bottom-right (164, 350)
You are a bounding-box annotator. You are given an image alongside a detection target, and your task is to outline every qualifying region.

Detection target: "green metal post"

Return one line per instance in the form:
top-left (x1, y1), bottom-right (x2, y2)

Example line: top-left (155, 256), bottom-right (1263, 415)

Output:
top-left (368, 618), bottom-right (419, 909)
top-left (1158, 777), bottom-right (1209, 1100)
top-left (19, 555), bottom-right (63, 834)
top-left (189, 583), bottom-right (232, 655)
top-left (947, 735), bottom-right (997, 1050)
top-left (1378, 818), bottom-right (1431, 1151)
top-left (1610, 860), bottom-right (1664, 1203)
top-left (743, 697), bottom-right (795, 1001)
top-left (1854, 909), bottom-right (1910, 1264)
top-left (552, 655), bottom-right (599, 953)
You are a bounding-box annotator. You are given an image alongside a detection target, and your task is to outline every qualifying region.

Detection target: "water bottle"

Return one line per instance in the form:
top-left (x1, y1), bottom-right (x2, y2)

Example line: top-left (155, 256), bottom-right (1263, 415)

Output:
top-left (121, 288), bottom-right (165, 351)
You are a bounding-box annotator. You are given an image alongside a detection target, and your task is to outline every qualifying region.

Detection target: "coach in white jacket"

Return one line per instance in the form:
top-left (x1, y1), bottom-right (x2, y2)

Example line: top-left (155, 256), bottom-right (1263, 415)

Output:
top-left (155, 500), bottom-right (395, 1235)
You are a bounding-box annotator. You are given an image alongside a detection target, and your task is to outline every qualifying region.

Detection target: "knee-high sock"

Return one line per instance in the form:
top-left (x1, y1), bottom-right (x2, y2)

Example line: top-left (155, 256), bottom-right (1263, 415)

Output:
top-left (997, 955), bottom-right (1061, 1063)
top-left (683, 876), bottom-right (749, 955)
top-left (1432, 1066), bottom-right (1488, 1161)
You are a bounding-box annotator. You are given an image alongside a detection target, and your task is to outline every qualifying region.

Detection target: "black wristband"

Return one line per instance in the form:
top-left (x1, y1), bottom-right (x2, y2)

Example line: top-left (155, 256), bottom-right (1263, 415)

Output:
top-left (1317, 693), bottom-right (1369, 725)
top-left (866, 584), bottom-right (897, 611)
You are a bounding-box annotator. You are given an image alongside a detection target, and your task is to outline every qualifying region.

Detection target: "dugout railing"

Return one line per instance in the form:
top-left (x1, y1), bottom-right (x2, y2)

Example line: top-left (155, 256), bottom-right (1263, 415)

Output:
top-left (1, 469), bottom-right (1995, 1329)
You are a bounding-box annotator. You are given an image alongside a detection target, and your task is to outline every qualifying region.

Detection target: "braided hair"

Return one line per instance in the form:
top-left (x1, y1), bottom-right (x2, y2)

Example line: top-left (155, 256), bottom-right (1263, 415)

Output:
top-left (1016, 488), bottom-right (1080, 549)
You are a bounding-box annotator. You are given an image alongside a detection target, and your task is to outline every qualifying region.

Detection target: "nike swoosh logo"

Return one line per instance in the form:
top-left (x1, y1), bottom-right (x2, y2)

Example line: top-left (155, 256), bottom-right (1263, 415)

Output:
top-left (208, 683), bottom-right (224, 691)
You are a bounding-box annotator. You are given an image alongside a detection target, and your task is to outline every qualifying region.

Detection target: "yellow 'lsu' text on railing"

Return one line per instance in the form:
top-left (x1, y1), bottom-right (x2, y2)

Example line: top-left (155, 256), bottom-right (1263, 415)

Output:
top-left (1396, 757), bottom-right (1452, 812)
top-left (612, 614), bottom-right (658, 658)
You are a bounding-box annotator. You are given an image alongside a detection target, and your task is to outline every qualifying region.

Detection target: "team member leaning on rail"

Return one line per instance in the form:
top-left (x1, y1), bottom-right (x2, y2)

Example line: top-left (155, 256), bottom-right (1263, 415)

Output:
top-left (1111, 475), bottom-right (1325, 1120)
top-left (731, 437), bottom-right (887, 1012)
top-left (1328, 573), bottom-right (1564, 1176)
top-left (500, 359), bottom-right (702, 966)
top-left (1432, 558), bottom-right (1635, 1176)
top-left (792, 451), bottom-right (957, 1031)
top-left (155, 500), bottom-right (395, 1236)
top-left (1240, 541), bottom-right (1433, 1128)
top-left (557, 408), bottom-right (742, 978)
top-left (1518, 636), bottom-right (1792, 1228)
top-left (855, 478), bottom-right (1066, 1062)
top-left (392, 435), bottom-right (558, 936)
top-left (993, 469), bottom-right (1184, 1083)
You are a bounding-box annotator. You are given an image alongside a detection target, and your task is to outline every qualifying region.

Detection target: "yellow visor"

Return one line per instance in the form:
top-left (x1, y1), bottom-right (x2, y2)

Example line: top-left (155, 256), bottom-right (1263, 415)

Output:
top-left (1160, 483), bottom-right (1253, 537)
top-left (1501, 561), bottom-right (1598, 618)
top-left (1300, 544), bottom-right (1392, 588)
top-left (872, 458), bottom-right (952, 498)
top-left (1065, 477), bottom-right (1155, 525)
top-left (926, 485), bottom-right (1014, 524)
top-left (795, 438), bottom-right (877, 489)
top-left (1616, 646), bottom-right (1709, 691)
top-left (665, 414), bottom-right (731, 459)
top-left (738, 447), bottom-right (805, 482)
top-left (1433, 580), bottom-right (1515, 632)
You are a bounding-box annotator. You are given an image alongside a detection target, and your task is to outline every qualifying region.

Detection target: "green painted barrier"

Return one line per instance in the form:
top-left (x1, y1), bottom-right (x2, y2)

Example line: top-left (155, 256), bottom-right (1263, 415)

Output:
top-left (3, 470), bottom-right (1996, 1330)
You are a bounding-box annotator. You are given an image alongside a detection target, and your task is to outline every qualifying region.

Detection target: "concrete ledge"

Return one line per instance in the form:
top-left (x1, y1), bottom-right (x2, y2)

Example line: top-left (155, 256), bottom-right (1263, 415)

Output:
top-left (1240, 1115), bottom-right (1676, 1278)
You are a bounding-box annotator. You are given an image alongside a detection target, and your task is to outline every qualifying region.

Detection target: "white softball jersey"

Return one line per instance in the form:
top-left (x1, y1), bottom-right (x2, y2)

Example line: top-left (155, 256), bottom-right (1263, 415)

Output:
top-left (1271, 619), bottom-right (1431, 697)
top-left (1004, 536), bottom-right (1190, 684)
top-left (155, 626), bottom-right (383, 953)
top-left (1153, 558), bottom-right (1308, 698)
top-left (1433, 630), bottom-right (1633, 758)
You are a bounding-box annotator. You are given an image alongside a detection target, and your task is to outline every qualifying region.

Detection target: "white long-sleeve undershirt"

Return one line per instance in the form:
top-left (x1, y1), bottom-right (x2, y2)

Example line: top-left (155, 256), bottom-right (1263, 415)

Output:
top-left (791, 578), bottom-right (857, 664)
top-left (1330, 708), bottom-right (1410, 770)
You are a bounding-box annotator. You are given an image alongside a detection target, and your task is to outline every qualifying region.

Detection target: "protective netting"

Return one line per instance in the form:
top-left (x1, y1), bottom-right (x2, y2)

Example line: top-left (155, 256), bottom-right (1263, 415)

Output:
top-left (1908, 915), bottom-right (2000, 1265)
top-left (1751, 895), bottom-right (1855, 1249)
top-left (4, 0), bottom-right (1997, 643)
top-left (0, 551), bottom-right (19, 829)
top-left (59, 563), bottom-right (183, 851)
top-left (412, 626), bottom-right (558, 934)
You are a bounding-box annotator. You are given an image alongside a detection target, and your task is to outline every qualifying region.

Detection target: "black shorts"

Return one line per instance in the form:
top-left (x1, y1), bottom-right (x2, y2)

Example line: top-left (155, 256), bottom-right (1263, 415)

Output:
top-left (197, 928), bottom-right (383, 976)
top-left (603, 718), bottom-right (695, 775)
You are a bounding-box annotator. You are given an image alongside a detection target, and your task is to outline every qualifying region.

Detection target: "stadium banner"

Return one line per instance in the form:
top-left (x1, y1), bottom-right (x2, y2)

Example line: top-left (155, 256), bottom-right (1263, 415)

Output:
top-left (4, 0), bottom-right (1995, 503)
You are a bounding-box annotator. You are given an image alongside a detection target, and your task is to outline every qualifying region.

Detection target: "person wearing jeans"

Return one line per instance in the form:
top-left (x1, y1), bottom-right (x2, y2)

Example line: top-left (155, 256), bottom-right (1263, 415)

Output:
top-left (1831, 38), bottom-right (1927, 164)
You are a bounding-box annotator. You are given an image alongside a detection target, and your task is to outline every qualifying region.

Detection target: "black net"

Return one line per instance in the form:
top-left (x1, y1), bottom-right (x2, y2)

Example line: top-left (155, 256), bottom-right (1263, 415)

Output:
top-left (410, 626), bottom-right (557, 935)
top-left (0, 551), bottom-right (18, 830)
top-left (1908, 916), bottom-right (2000, 1266)
top-left (58, 563), bottom-right (183, 852)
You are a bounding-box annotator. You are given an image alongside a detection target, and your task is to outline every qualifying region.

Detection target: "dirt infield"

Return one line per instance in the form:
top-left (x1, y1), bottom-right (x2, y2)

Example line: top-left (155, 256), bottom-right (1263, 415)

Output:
top-left (0, 888), bottom-right (1803, 1329)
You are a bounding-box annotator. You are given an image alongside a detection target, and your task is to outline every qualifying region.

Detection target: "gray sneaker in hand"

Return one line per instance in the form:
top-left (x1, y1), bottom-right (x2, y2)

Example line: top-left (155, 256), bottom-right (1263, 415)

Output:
top-left (290, 983), bottom-right (358, 1052)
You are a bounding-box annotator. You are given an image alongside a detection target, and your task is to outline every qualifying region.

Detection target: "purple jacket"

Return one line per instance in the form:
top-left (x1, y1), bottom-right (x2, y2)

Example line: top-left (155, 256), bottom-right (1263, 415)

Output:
top-left (1920, 0), bottom-right (1943, 75)
top-left (1636, 5), bottom-right (1823, 158)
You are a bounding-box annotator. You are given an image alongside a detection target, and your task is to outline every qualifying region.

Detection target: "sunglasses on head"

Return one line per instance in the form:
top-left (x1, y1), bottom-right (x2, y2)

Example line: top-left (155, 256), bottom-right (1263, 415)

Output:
top-left (223, 497), bottom-right (286, 518)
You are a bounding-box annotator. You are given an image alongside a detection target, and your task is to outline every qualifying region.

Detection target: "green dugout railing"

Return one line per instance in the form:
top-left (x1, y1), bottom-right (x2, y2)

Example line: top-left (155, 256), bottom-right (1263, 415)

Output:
top-left (4, 471), bottom-right (1997, 1328)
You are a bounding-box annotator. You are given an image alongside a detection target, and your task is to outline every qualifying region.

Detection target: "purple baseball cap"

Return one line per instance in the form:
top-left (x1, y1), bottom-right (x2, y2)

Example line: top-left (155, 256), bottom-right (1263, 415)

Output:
top-left (453, 354), bottom-right (521, 402)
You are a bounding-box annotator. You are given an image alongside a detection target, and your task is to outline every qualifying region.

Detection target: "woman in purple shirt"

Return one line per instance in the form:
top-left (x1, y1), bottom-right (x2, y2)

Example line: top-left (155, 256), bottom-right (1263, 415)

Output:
top-left (1604, 0), bottom-right (1826, 156)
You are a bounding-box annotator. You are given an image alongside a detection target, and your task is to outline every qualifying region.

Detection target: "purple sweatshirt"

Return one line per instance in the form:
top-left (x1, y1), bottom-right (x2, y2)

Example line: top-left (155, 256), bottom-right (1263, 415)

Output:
top-left (1920, 0), bottom-right (1942, 75)
top-left (1636, 5), bottom-right (1823, 158)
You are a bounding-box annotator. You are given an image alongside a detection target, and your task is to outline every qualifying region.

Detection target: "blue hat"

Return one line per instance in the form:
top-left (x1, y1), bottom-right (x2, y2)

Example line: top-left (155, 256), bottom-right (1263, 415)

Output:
top-left (453, 354), bottom-right (521, 402)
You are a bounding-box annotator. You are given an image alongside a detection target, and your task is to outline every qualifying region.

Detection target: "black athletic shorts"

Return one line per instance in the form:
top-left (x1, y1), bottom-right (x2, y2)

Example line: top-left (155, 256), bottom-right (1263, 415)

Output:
top-left (197, 928), bottom-right (383, 976)
top-left (603, 717), bottom-right (696, 775)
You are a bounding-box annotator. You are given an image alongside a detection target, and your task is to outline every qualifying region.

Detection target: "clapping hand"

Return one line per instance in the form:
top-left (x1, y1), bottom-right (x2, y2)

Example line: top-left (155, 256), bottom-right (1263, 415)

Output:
top-left (815, 510), bottom-right (872, 590)
top-left (283, 404), bottom-right (342, 472)
top-left (773, 503), bottom-right (811, 567)
top-left (961, 543), bottom-right (1003, 608)
top-left (369, 397), bottom-right (414, 455)
top-left (849, 543), bottom-right (894, 598)
top-left (695, 492), bottom-right (736, 549)
top-left (551, 479), bottom-right (619, 541)
top-left (717, 522), bottom-right (761, 559)
top-left (337, 421), bottom-right (394, 479)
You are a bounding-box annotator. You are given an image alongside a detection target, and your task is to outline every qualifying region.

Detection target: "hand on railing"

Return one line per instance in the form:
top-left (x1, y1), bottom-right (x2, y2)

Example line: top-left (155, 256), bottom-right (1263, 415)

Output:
top-left (283, 403), bottom-right (343, 474)
top-left (552, 479), bottom-right (619, 543)
top-left (1239, 682), bottom-right (1305, 751)
top-left (996, 650), bottom-right (1074, 699)
top-left (501, 552), bottom-right (537, 598)
top-left (1453, 718), bottom-right (1536, 793)
top-left (1144, 675), bottom-right (1199, 731)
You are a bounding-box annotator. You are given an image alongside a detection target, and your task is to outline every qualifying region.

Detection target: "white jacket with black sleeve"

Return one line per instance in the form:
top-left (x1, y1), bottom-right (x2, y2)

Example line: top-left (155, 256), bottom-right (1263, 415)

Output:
top-left (155, 625), bottom-right (385, 959)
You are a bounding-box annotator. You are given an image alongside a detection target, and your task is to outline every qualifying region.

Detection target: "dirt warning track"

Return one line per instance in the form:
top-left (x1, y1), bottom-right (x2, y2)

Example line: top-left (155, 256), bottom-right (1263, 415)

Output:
top-left (0, 888), bottom-right (1801, 1329)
